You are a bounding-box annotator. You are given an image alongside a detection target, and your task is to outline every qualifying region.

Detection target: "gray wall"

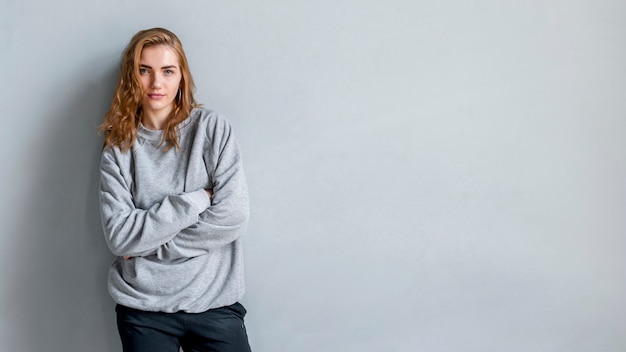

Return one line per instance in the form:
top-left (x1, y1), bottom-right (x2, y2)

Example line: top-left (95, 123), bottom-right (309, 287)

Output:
top-left (1, 1), bottom-right (625, 351)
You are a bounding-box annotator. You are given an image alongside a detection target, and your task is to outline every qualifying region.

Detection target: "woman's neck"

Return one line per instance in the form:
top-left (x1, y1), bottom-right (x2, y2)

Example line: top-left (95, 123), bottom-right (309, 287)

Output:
top-left (142, 108), bottom-right (173, 130)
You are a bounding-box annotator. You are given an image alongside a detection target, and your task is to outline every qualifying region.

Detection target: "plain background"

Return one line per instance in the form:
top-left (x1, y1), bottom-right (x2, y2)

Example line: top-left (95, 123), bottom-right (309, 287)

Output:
top-left (1, 1), bottom-right (625, 351)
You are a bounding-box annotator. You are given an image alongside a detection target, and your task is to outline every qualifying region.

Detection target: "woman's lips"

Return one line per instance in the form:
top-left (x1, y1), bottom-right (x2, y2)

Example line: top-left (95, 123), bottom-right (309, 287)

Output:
top-left (148, 94), bottom-right (166, 100)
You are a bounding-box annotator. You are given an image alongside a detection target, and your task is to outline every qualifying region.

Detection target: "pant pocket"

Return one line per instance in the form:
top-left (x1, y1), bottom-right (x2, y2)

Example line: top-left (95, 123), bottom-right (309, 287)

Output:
top-left (225, 302), bottom-right (247, 320)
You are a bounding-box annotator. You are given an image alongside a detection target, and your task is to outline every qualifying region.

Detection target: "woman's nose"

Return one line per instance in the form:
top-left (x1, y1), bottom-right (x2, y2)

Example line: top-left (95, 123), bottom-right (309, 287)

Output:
top-left (151, 74), bottom-right (162, 88)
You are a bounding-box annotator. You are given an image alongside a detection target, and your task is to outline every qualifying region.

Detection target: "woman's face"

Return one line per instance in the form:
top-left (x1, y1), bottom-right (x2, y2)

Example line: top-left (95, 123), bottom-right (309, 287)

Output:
top-left (138, 44), bottom-right (182, 120)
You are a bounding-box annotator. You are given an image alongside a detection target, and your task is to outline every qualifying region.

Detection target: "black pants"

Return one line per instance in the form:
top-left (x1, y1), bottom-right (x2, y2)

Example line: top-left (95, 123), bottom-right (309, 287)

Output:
top-left (116, 303), bottom-right (252, 352)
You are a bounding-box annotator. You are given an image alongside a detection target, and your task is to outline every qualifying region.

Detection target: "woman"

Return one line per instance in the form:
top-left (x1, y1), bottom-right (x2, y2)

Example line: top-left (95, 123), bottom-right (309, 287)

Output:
top-left (98, 27), bottom-right (251, 352)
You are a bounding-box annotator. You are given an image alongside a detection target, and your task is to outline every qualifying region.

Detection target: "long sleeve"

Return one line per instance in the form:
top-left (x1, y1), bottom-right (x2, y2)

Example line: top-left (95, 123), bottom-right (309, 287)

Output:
top-left (99, 148), bottom-right (212, 257)
top-left (155, 115), bottom-right (249, 261)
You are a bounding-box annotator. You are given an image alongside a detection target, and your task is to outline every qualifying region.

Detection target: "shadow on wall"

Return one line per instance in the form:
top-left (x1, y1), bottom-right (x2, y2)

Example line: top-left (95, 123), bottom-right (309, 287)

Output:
top-left (8, 62), bottom-right (121, 351)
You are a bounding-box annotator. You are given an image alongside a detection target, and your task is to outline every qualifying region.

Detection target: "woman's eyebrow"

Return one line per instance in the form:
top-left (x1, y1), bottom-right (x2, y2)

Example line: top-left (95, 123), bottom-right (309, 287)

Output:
top-left (138, 64), bottom-right (178, 69)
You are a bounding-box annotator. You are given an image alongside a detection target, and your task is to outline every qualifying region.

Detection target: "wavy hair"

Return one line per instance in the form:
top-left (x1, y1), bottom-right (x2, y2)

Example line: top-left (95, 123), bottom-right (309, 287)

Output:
top-left (99, 27), bottom-right (198, 151)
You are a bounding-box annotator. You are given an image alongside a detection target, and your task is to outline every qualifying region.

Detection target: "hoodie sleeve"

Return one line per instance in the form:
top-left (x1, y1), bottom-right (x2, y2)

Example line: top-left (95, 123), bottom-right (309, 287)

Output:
top-left (154, 114), bottom-right (249, 261)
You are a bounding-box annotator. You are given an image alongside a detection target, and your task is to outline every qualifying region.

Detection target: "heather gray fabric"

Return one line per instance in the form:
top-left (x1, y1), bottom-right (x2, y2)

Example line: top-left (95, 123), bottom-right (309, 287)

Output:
top-left (99, 108), bottom-right (249, 313)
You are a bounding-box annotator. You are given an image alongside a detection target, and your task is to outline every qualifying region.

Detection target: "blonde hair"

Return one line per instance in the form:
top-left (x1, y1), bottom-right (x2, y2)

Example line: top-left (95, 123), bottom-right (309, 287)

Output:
top-left (100, 27), bottom-right (199, 151)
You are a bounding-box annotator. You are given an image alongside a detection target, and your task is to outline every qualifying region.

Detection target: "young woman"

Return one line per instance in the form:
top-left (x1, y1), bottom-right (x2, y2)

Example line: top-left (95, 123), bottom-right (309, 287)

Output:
top-left (98, 27), bottom-right (251, 352)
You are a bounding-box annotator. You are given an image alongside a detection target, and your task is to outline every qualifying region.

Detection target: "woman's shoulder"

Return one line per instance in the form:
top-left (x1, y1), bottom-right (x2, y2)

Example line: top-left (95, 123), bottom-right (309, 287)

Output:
top-left (100, 143), bottom-right (131, 170)
top-left (191, 107), bottom-right (234, 133)
top-left (102, 143), bottom-right (126, 157)
top-left (192, 107), bottom-right (229, 122)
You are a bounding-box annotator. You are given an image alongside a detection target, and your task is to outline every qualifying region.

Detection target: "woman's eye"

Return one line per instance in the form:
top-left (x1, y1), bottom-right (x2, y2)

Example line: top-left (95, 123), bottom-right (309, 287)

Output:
top-left (164, 69), bottom-right (174, 75)
top-left (139, 68), bottom-right (148, 74)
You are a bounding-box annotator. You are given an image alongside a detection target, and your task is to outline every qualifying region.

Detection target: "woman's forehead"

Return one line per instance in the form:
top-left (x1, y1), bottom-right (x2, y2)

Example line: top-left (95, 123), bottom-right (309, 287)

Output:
top-left (140, 45), bottom-right (179, 65)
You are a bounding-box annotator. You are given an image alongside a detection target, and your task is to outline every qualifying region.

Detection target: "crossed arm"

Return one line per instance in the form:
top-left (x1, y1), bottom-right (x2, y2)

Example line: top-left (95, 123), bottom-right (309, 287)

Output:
top-left (119, 188), bottom-right (213, 260)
